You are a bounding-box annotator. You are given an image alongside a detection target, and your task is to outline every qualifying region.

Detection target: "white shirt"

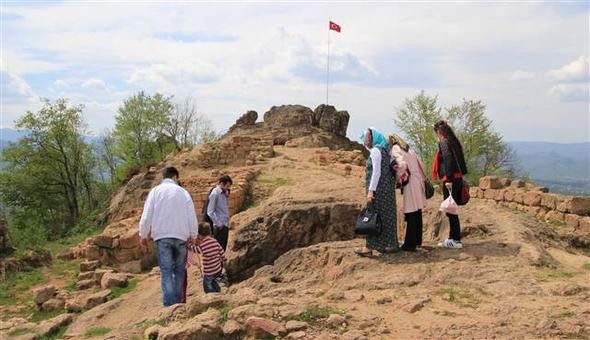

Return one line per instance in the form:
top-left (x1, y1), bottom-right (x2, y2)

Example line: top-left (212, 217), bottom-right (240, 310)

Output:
top-left (139, 179), bottom-right (198, 242)
top-left (369, 147), bottom-right (382, 192)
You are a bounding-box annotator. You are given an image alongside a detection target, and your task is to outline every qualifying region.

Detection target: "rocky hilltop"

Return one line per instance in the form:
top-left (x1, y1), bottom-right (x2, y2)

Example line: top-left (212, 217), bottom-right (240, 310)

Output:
top-left (2, 104), bottom-right (589, 340)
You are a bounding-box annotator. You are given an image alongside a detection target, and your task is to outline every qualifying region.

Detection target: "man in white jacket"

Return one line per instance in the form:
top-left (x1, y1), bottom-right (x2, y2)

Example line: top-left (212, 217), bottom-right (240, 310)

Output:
top-left (139, 167), bottom-right (198, 306)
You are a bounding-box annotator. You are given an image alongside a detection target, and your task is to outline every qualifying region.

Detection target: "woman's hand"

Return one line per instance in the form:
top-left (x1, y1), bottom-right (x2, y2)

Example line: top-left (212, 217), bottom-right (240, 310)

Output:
top-left (445, 182), bottom-right (453, 190)
top-left (367, 191), bottom-right (374, 202)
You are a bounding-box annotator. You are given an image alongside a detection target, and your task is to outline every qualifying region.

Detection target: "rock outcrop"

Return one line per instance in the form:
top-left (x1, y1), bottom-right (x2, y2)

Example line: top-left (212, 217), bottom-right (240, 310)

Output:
top-left (227, 202), bottom-right (361, 282)
top-left (312, 104), bottom-right (350, 137)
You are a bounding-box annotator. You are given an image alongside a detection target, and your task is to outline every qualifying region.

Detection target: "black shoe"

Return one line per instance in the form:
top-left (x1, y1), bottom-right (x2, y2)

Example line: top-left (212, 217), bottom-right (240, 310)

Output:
top-left (401, 245), bottom-right (416, 252)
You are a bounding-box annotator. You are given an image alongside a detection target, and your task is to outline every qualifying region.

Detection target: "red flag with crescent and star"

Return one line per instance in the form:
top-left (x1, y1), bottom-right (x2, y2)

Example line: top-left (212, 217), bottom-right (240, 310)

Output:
top-left (329, 21), bottom-right (341, 33)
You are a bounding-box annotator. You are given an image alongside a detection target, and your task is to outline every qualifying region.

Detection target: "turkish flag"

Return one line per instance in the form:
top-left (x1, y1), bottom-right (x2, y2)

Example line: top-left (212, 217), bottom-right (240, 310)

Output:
top-left (329, 21), bottom-right (341, 33)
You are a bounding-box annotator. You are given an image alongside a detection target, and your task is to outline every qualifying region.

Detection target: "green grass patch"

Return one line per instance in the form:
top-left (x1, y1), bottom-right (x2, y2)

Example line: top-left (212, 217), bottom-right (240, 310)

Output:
top-left (535, 269), bottom-right (576, 281)
top-left (30, 309), bottom-right (64, 323)
top-left (0, 267), bottom-right (46, 306)
top-left (550, 311), bottom-right (576, 320)
top-left (436, 287), bottom-right (479, 309)
top-left (48, 258), bottom-right (82, 277)
top-left (257, 176), bottom-right (293, 191)
top-left (36, 325), bottom-right (68, 340)
top-left (8, 328), bottom-right (34, 336)
top-left (141, 318), bottom-right (166, 329)
top-left (110, 278), bottom-right (139, 299)
top-left (286, 305), bottom-right (340, 325)
top-left (582, 263), bottom-right (590, 271)
top-left (84, 326), bottom-right (112, 338)
top-left (34, 227), bottom-right (101, 257)
top-left (217, 305), bottom-right (233, 324)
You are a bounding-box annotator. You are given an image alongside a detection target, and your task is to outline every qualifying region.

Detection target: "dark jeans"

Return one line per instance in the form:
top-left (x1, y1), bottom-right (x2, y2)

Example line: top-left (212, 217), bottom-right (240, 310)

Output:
top-left (156, 238), bottom-right (187, 306)
top-left (214, 226), bottom-right (229, 252)
top-left (203, 272), bottom-right (221, 293)
top-left (402, 209), bottom-right (423, 251)
top-left (443, 178), bottom-right (463, 241)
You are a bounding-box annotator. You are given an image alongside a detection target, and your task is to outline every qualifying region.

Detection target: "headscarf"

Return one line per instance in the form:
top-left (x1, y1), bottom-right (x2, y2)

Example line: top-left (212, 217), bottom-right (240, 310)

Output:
top-left (388, 134), bottom-right (409, 152)
top-left (360, 127), bottom-right (389, 151)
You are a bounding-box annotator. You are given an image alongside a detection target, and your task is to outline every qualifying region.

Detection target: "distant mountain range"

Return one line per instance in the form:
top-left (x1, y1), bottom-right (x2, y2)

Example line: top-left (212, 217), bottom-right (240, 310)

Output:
top-left (509, 141), bottom-right (590, 196)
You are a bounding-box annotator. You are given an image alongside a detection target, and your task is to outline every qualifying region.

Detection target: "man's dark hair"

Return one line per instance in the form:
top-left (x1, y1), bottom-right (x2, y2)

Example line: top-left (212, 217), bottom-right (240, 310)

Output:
top-left (198, 222), bottom-right (212, 236)
top-left (218, 175), bottom-right (233, 185)
top-left (163, 167), bottom-right (179, 179)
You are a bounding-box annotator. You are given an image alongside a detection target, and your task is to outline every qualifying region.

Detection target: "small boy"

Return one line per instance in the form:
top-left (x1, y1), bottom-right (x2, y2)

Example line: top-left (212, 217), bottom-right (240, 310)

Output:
top-left (196, 222), bottom-right (225, 293)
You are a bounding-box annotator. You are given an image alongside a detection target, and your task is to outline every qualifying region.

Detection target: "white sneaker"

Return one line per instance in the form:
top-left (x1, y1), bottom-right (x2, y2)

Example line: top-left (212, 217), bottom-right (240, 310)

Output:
top-left (438, 239), bottom-right (463, 249)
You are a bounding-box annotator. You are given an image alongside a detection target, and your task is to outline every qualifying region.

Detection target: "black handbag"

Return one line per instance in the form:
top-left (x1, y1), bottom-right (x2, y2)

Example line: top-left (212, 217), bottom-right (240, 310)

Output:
top-left (417, 157), bottom-right (435, 200)
top-left (355, 202), bottom-right (382, 236)
top-left (424, 179), bottom-right (435, 199)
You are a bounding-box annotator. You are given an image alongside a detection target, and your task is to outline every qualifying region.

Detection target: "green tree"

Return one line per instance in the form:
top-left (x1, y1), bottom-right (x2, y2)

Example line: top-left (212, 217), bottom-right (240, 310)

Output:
top-left (0, 99), bottom-right (98, 242)
top-left (394, 91), bottom-right (443, 175)
top-left (446, 99), bottom-right (518, 181)
top-left (395, 93), bottom-right (517, 183)
top-left (113, 91), bottom-right (173, 170)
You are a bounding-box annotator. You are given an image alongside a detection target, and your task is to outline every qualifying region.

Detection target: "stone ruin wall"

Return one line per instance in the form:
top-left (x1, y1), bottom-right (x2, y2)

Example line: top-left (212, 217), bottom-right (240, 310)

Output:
top-left (189, 135), bottom-right (275, 168)
top-left (472, 176), bottom-right (590, 235)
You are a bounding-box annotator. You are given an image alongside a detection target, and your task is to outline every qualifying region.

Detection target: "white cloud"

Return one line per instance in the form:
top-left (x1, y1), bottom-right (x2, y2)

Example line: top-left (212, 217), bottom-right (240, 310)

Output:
top-left (53, 79), bottom-right (70, 89)
top-left (550, 55), bottom-right (589, 82)
top-left (547, 83), bottom-right (589, 102)
top-left (128, 61), bottom-right (221, 90)
top-left (510, 70), bottom-right (535, 81)
top-left (81, 78), bottom-right (107, 91)
top-left (0, 65), bottom-right (38, 103)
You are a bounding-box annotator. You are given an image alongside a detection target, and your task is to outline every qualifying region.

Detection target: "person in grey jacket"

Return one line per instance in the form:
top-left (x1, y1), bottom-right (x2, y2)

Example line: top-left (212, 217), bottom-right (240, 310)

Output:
top-left (207, 175), bottom-right (232, 251)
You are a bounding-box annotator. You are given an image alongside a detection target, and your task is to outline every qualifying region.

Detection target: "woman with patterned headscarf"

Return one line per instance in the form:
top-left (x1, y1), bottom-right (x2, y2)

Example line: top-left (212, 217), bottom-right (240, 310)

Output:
top-left (355, 128), bottom-right (399, 256)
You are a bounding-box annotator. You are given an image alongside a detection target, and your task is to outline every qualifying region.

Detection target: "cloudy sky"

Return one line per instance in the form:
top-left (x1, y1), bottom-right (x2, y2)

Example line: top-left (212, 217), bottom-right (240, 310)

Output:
top-left (1, 1), bottom-right (589, 143)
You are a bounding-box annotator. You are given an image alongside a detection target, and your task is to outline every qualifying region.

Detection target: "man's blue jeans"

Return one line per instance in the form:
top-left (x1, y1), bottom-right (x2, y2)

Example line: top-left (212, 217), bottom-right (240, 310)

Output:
top-left (156, 238), bottom-right (187, 306)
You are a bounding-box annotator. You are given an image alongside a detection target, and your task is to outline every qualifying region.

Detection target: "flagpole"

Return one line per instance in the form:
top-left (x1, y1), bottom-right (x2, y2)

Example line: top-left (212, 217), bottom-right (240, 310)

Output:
top-left (326, 22), bottom-right (331, 105)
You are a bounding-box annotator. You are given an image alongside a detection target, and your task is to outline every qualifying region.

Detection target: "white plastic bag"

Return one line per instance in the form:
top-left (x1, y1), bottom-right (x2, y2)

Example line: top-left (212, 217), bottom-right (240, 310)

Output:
top-left (439, 189), bottom-right (459, 215)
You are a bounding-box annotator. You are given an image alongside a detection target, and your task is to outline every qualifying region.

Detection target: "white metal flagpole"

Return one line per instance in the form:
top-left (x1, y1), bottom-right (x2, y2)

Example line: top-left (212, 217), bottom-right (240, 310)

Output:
top-left (326, 22), bottom-right (331, 105)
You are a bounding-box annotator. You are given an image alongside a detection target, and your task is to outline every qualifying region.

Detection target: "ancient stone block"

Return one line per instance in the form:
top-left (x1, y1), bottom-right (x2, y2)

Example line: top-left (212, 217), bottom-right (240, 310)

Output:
top-left (557, 197), bottom-right (590, 216)
top-left (545, 211), bottom-right (565, 224)
top-left (510, 180), bottom-right (525, 188)
top-left (85, 245), bottom-right (101, 261)
top-left (494, 189), bottom-right (507, 201)
top-left (84, 290), bottom-right (111, 310)
top-left (504, 190), bottom-right (515, 202)
top-left (33, 285), bottom-right (56, 305)
top-left (41, 298), bottom-right (65, 311)
top-left (479, 176), bottom-right (503, 189)
top-left (76, 279), bottom-right (97, 290)
top-left (523, 192), bottom-right (542, 207)
top-left (245, 317), bottom-right (287, 338)
top-left (100, 272), bottom-right (128, 289)
top-left (484, 189), bottom-right (498, 200)
top-left (541, 194), bottom-right (558, 210)
top-left (565, 214), bottom-right (581, 229)
top-left (80, 260), bottom-right (100, 272)
top-left (92, 235), bottom-right (114, 249)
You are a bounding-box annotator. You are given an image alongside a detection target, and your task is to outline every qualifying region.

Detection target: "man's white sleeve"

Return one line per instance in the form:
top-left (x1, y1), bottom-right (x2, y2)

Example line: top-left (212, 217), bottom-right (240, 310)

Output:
top-left (139, 189), bottom-right (155, 239)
